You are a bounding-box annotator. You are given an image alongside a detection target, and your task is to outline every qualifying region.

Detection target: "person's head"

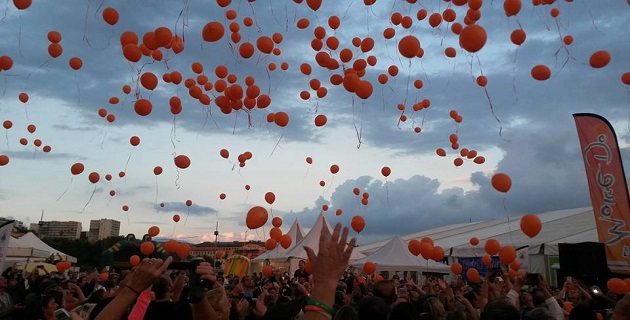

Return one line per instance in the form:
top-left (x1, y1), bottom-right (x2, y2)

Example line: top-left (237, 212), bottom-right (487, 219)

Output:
top-left (298, 276), bottom-right (307, 284)
top-left (41, 294), bottom-right (59, 316)
top-left (372, 280), bottom-right (397, 306)
top-left (357, 296), bottom-right (389, 320)
top-left (523, 307), bottom-right (554, 320)
top-left (298, 260), bottom-right (306, 270)
top-left (389, 301), bottom-right (420, 320)
top-left (423, 297), bottom-right (446, 317)
top-left (334, 305), bottom-right (358, 320)
top-left (568, 304), bottom-right (597, 320)
top-left (152, 277), bottom-right (173, 300)
top-left (206, 287), bottom-right (231, 320)
top-left (479, 298), bottom-right (519, 320)
top-left (242, 276), bottom-right (254, 287)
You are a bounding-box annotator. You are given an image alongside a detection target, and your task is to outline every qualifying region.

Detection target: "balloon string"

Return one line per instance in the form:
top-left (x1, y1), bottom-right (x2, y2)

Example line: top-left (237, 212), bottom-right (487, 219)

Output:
top-left (385, 178), bottom-right (391, 215)
top-left (81, 185), bottom-right (97, 213)
top-left (124, 148), bottom-right (133, 172)
top-left (503, 197), bottom-right (514, 246)
top-left (155, 177), bottom-right (159, 204)
top-left (184, 209), bottom-right (190, 225)
top-left (5, 131), bottom-right (9, 150)
top-left (56, 176), bottom-right (73, 202)
top-left (269, 130), bottom-right (284, 157)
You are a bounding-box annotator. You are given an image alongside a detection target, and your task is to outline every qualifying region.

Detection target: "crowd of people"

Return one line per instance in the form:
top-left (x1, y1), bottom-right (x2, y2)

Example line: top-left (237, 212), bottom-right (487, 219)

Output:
top-left (0, 223), bottom-right (629, 320)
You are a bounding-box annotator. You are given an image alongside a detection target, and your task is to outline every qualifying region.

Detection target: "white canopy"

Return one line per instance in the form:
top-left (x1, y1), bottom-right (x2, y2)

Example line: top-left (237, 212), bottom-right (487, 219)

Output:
top-left (358, 207), bottom-right (597, 258)
top-left (282, 212), bottom-right (366, 261)
top-left (351, 236), bottom-right (451, 273)
top-left (253, 218), bottom-right (306, 261)
top-left (8, 232), bottom-right (77, 263)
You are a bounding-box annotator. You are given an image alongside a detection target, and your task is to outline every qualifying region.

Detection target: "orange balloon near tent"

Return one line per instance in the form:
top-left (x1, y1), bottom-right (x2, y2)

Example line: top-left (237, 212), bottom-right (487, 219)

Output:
top-left (269, 227), bottom-right (282, 242)
top-left (451, 262), bottom-right (463, 275)
top-left (408, 239), bottom-right (422, 256)
top-left (420, 242), bottom-right (434, 260)
top-left (467, 268), bottom-right (481, 282)
top-left (520, 214), bottom-right (542, 238)
top-left (499, 246), bottom-right (517, 264)
top-left (470, 237), bottom-right (479, 246)
top-left (280, 234), bottom-right (292, 249)
top-left (265, 238), bottom-right (277, 250)
top-left (262, 265), bottom-right (273, 277)
top-left (485, 239), bottom-right (500, 255)
top-left (482, 254), bottom-right (492, 266)
top-left (363, 261), bottom-right (376, 275)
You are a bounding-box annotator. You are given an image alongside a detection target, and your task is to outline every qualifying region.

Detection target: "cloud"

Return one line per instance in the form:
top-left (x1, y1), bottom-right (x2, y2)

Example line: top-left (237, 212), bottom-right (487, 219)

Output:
top-left (3, 150), bottom-right (81, 160)
top-left (153, 201), bottom-right (217, 216)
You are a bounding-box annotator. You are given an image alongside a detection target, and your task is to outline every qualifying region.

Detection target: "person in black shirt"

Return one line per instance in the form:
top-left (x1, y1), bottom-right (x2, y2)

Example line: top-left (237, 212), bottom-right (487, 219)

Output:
top-left (293, 260), bottom-right (309, 280)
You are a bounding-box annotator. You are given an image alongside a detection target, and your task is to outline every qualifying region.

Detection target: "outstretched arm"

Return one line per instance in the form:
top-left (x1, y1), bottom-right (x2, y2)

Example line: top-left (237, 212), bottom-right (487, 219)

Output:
top-left (304, 223), bottom-right (356, 320)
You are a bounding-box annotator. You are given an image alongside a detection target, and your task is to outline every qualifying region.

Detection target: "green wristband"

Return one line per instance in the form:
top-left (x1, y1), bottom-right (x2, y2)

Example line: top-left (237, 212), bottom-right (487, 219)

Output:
top-left (306, 299), bottom-right (335, 316)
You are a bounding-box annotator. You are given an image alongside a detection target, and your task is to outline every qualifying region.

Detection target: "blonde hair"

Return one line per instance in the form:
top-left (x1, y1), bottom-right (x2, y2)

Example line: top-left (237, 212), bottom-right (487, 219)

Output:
top-left (70, 303), bottom-right (97, 320)
top-left (205, 287), bottom-right (228, 313)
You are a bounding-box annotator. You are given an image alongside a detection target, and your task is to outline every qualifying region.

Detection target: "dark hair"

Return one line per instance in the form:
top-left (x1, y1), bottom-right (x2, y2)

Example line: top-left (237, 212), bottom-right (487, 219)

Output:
top-left (372, 280), bottom-right (397, 305)
top-left (390, 302), bottom-right (420, 320)
top-left (357, 296), bottom-right (389, 320)
top-left (152, 278), bottom-right (171, 299)
top-left (480, 298), bottom-right (520, 320)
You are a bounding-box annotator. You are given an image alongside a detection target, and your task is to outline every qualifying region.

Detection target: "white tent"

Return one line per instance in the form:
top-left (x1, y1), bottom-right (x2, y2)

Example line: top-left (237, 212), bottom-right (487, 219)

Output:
top-left (253, 218), bottom-right (306, 262)
top-left (281, 212), bottom-right (366, 273)
top-left (356, 207), bottom-right (598, 286)
top-left (8, 232), bottom-right (77, 263)
top-left (351, 236), bottom-right (451, 274)
top-left (359, 207), bottom-right (596, 257)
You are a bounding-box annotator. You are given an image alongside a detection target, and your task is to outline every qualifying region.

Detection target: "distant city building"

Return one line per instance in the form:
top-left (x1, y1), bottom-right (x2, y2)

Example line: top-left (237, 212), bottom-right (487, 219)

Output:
top-left (190, 241), bottom-right (265, 259)
top-left (88, 219), bottom-right (121, 242)
top-left (32, 221), bottom-right (82, 239)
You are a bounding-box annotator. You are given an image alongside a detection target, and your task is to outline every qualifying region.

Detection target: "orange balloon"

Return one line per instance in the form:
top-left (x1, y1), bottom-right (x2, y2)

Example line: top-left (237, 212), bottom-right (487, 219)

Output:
top-left (272, 217), bottom-right (283, 228)
top-left (531, 65), bottom-right (551, 81)
top-left (265, 192), bottom-right (276, 205)
top-left (265, 238), bottom-right (277, 250)
top-left (140, 241), bottom-right (155, 255)
top-left (173, 214), bottom-right (180, 223)
top-left (467, 268), bottom-right (481, 282)
top-left (459, 24), bottom-right (487, 53)
top-left (491, 173), bottom-right (512, 193)
top-left (280, 234), bottom-right (292, 249)
top-left (451, 262), bottom-right (463, 275)
top-left (499, 246), bottom-right (517, 264)
top-left (202, 22), bottom-right (225, 42)
top-left (589, 50), bottom-right (611, 69)
top-left (520, 214), bottom-right (542, 238)
top-left (246, 206), bottom-right (269, 229)
top-left (607, 278), bottom-right (629, 295)
top-left (363, 261), bottom-right (376, 275)
top-left (470, 237), bottom-right (479, 246)
top-left (164, 240), bottom-right (179, 253)
top-left (351, 216), bottom-right (366, 233)
top-left (398, 35), bottom-right (420, 58)
top-left (408, 239), bottom-right (422, 256)
top-left (102, 7), bottom-right (119, 25)
top-left (485, 239), bottom-right (501, 255)
top-left (262, 265), bottom-right (273, 277)
top-left (330, 164), bottom-right (340, 174)
top-left (99, 272), bottom-right (109, 282)
top-left (177, 243), bottom-right (190, 258)
top-left (148, 226), bottom-right (160, 237)
top-left (482, 254), bottom-right (492, 266)
top-left (88, 172), bottom-right (100, 184)
top-left (174, 155), bottom-right (191, 169)
top-left (269, 227), bottom-right (282, 242)
top-left (420, 242), bottom-right (434, 260)
top-left (129, 255), bottom-right (140, 267)
top-left (381, 166), bottom-right (391, 177)
top-left (432, 246), bottom-right (445, 261)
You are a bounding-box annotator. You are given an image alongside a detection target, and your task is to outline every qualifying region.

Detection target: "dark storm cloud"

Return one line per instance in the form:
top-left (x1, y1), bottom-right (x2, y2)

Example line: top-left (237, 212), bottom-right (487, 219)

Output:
top-left (153, 201), bottom-right (216, 216)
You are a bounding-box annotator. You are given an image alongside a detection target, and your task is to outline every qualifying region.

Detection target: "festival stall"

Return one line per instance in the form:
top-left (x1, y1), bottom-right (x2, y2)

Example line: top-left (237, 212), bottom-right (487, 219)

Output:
top-left (2, 232), bottom-right (78, 271)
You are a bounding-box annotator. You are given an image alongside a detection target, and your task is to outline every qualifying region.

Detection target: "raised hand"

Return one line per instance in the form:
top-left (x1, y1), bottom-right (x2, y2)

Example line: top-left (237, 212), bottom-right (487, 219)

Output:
top-left (125, 257), bottom-right (173, 293)
top-left (304, 223), bottom-right (356, 285)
